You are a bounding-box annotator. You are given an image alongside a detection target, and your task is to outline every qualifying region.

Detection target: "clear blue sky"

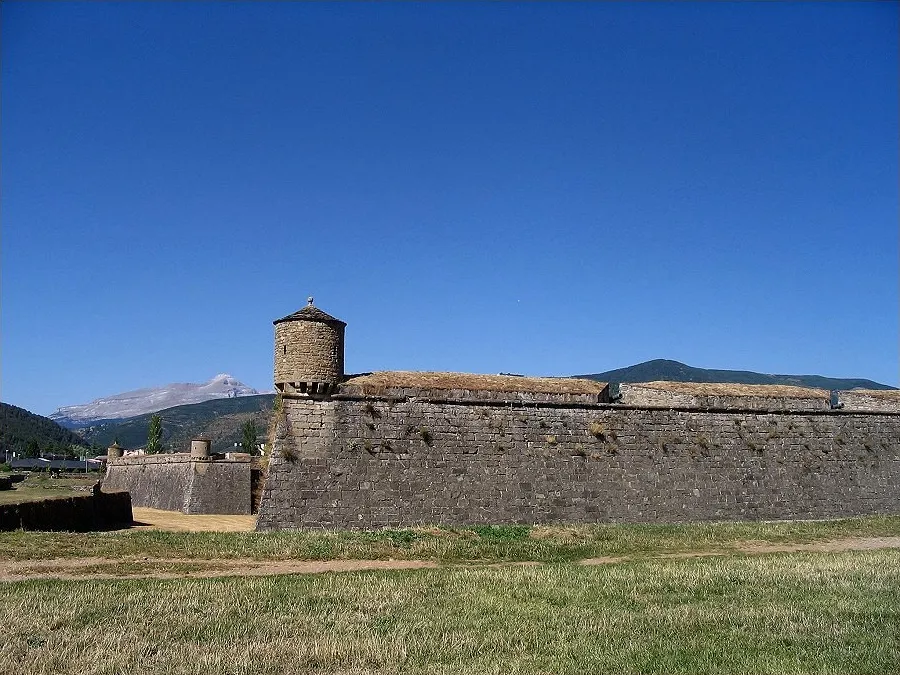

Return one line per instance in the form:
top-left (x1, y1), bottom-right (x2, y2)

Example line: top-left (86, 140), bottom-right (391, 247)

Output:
top-left (2, 1), bottom-right (898, 415)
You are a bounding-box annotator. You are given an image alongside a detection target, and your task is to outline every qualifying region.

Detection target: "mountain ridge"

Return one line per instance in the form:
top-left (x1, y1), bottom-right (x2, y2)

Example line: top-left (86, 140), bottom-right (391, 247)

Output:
top-left (574, 359), bottom-right (895, 391)
top-left (50, 374), bottom-right (261, 428)
top-left (77, 394), bottom-right (276, 452)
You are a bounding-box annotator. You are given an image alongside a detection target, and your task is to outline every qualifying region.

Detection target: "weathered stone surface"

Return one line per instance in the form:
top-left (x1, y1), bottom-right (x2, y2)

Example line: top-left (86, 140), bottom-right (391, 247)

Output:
top-left (255, 393), bottom-right (900, 530)
top-left (0, 491), bottom-right (132, 532)
top-left (340, 372), bottom-right (609, 403)
top-left (104, 454), bottom-right (252, 515)
top-left (839, 390), bottom-right (900, 413)
top-left (618, 382), bottom-right (831, 412)
top-left (274, 320), bottom-right (344, 389)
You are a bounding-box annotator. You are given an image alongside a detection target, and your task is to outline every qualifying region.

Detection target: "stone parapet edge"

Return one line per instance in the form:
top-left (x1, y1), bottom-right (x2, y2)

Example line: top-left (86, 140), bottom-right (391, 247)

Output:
top-left (316, 393), bottom-right (900, 416)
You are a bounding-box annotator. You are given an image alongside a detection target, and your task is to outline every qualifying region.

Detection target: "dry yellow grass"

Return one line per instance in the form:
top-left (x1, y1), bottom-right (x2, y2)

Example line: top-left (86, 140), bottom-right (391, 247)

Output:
top-left (844, 388), bottom-right (900, 401)
top-left (634, 380), bottom-right (828, 399)
top-left (344, 371), bottom-right (607, 395)
top-left (131, 507), bottom-right (257, 532)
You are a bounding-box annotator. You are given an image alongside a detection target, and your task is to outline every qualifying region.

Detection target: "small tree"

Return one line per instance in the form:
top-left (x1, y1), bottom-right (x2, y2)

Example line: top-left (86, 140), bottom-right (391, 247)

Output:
top-left (241, 418), bottom-right (259, 455)
top-left (146, 414), bottom-right (163, 454)
top-left (25, 439), bottom-right (40, 458)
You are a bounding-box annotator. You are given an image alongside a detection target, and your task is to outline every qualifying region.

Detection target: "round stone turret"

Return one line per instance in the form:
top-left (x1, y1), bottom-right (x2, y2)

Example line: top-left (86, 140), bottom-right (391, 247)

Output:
top-left (190, 438), bottom-right (211, 458)
top-left (107, 442), bottom-right (123, 459)
top-left (273, 297), bottom-right (346, 397)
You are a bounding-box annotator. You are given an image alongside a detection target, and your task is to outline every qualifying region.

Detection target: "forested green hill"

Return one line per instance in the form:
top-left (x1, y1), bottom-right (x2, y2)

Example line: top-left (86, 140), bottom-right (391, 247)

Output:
top-left (78, 394), bottom-right (276, 451)
top-left (0, 402), bottom-right (95, 458)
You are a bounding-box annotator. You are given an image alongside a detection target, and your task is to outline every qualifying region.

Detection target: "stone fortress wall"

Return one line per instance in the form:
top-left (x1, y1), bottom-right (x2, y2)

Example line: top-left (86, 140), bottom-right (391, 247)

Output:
top-left (255, 377), bottom-right (900, 529)
top-left (101, 300), bottom-right (900, 526)
top-left (103, 452), bottom-right (258, 515)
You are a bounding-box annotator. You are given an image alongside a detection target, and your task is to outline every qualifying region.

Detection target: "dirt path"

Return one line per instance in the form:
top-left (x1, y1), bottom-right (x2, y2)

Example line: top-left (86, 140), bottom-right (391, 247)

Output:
top-left (578, 536), bottom-right (900, 566)
top-left (0, 558), bottom-right (438, 581)
top-left (735, 536), bottom-right (900, 554)
top-left (2, 536), bottom-right (898, 581)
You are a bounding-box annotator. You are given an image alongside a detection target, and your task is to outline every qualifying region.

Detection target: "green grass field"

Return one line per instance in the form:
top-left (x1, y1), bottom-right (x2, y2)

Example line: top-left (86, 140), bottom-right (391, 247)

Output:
top-left (2, 515), bottom-right (899, 563)
top-left (2, 551), bottom-right (898, 674)
top-left (2, 517), bottom-right (899, 674)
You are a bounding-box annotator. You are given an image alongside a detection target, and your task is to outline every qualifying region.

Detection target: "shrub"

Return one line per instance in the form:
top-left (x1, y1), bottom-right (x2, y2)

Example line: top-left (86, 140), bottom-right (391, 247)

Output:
top-left (589, 421), bottom-right (606, 441)
top-left (471, 525), bottom-right (530, 541)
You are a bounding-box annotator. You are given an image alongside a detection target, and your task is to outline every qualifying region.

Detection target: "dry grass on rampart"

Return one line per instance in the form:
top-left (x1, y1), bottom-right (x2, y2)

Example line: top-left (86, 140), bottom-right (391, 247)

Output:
top-left (344, 371), bottom-right (607, 395)
top-left (845, 389), bottom-right (900, 401)
top-left (633, 380), bottom-right (829, 399)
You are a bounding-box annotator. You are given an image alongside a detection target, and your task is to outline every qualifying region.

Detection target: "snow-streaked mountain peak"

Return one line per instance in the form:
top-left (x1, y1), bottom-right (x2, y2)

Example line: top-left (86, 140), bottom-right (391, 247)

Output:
top-left (50, 374), bottom-right (261, 428)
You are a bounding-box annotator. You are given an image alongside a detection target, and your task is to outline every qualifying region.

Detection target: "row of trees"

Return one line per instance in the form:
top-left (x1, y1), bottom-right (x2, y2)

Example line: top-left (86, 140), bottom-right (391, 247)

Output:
top-left (17, 440), bottom-right (93, 460)
top-left (143, 415), bottom-right (261, 455)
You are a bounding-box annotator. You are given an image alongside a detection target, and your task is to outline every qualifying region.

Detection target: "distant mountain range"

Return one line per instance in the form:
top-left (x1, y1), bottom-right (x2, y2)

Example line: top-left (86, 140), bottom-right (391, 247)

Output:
top-left (77, 395), bottom-right (276, 452)
top-left (575, 359), bottom-right (895, 391)
top-left (50, 374), bottom-right (261, 429)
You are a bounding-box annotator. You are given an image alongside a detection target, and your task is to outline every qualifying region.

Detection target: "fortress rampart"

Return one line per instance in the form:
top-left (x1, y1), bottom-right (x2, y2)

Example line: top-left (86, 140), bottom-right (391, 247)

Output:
top-left (103, 453), bottom-right (256, 515)
top-left (101, 300), bottom-right (900, 527)
top-left (256, 376), bottom-right (900, 529)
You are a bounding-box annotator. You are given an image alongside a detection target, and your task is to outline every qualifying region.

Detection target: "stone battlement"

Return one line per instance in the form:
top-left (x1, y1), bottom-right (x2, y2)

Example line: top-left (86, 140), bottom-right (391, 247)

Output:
top-left (838, 389), bottom-right (900, 413)
top-left (335, 371), bottom-right (610, 405)
top-left (618, 382), bottom-right (832, 413)
top-left (106, 452), bottom-right (253, 467)
top-left (108, 301), bottom-right (900, 526)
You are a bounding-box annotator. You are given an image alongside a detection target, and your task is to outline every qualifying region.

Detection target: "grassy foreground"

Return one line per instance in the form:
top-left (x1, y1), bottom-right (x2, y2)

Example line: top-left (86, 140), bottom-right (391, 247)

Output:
top-left (2, 550), bottom-right (898, 674)
top-left (1, 515), bottom-right (899, 563)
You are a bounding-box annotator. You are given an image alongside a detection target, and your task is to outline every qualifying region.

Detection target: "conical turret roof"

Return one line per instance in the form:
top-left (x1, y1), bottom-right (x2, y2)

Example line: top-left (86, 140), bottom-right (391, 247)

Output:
top-left (274, 297), bottom-right (346, 326)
